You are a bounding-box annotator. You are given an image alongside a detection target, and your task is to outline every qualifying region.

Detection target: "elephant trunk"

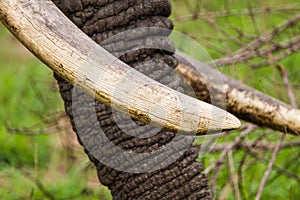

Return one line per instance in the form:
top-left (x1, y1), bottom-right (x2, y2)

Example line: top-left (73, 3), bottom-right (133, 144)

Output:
top-left (53, 0), bottom-right (212, 199)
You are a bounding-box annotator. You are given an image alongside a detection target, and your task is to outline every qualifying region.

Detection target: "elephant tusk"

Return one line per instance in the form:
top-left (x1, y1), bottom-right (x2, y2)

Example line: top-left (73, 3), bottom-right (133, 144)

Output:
top-left (175, 51), bottom-right (300, 136)
top-left (0, 0), bottom-right (241, 135)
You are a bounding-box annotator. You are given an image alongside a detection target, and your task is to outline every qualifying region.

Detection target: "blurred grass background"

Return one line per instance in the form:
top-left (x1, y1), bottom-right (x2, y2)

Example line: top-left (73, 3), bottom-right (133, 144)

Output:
top-left (0, 0), bottom-right (299, 199)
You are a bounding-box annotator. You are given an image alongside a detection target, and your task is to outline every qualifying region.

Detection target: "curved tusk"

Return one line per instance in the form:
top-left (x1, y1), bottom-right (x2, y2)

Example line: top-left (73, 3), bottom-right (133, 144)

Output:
top-left (0, 0), bottom-right (240, 135)
top-left (175, 51), bottom-right (300, 136)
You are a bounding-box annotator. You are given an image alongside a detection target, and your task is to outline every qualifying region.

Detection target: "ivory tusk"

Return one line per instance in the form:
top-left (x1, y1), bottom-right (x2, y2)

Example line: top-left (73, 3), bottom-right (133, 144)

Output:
top-left (0, 0), bottom-right (241, 135)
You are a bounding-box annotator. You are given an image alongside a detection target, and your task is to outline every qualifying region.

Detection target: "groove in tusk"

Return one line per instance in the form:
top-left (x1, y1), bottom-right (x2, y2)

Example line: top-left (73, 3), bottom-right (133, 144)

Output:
top-left (0, 0), bottom-right (241, 134)
top-left (175, 51), bottom-right (300, 136)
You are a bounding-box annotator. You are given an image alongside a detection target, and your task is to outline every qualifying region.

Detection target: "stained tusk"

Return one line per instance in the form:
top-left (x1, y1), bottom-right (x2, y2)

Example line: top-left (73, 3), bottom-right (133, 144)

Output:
top-left (175, 51), bottom-right (300, 136)
top-left (0, 0), bottom-right (240, 135)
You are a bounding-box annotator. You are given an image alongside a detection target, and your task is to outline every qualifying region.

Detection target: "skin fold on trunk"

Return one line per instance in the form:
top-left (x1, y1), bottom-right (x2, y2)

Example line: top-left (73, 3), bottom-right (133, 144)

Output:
top-left (52, 0), bottom-right (213, 199)
top-left (175, 53), bottom-right (300, 136)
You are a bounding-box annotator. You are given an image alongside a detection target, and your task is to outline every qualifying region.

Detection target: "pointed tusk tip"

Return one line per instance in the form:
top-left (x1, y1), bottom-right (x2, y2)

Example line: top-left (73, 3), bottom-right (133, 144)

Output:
top-left (224, 112), bottom-right (241, 131)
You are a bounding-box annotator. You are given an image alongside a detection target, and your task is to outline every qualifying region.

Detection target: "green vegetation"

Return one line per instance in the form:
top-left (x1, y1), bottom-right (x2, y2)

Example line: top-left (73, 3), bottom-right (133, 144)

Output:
top-left (0, 1), bottom-right (299, 199)
top-left (0, 24), bottom-right (111, 199)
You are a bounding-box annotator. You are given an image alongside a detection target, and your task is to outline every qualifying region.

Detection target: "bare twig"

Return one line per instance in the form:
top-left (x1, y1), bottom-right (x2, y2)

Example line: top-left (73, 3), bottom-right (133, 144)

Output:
top-left (250, 44), bottom-right (300, 68)
top-left (190, 35), bottom-right (229, 55)
top-left (208, 125), bottom-right (256, 196)
top-left (255, 133), bottom-right (286, 200)
top-left (213, 34), bottom-right (300, 66)
top-left (267, 156), bottom-right (300, 183)
top-left (210, 140), bottom-right (300, 152)
top-left (246, 146), bottom-right (300, 183)
top-left (201, 16), bottom-right (245, 47)
top-left (210, 161), bottom-right (223, 196)
top-left (210, 14), bottom-right (300, 66)
top-left (174, 5), bottom-right (300, 22)
top-left (227, 150), bottom-right (241, 200)
top-left (226, 24), bottom-right (257, 40)
top-left (276, 64), bottom-right (298, 108)
top-left (237, 151), bottom-right (248, 200)
top-left (234, 13), bottom-right (300, 53)
top-left (204, 125), bottom-right (257, 174)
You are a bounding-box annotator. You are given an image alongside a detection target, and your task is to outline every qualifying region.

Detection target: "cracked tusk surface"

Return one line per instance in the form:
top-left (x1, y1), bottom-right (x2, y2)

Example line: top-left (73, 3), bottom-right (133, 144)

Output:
top-left (0, 0), bottom-right (240, 134)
